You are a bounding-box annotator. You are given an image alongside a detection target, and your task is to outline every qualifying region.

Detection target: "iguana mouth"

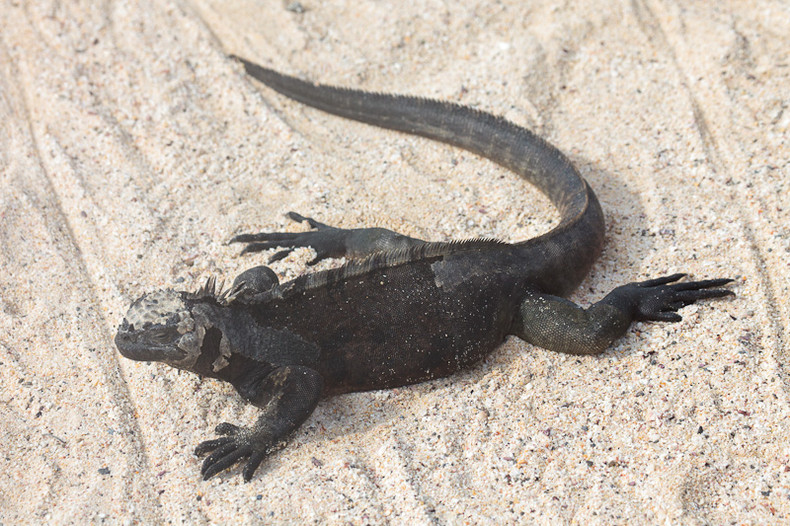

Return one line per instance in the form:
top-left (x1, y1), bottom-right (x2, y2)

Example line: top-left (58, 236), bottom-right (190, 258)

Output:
top-left (114, 322), bottom-right (187, 362)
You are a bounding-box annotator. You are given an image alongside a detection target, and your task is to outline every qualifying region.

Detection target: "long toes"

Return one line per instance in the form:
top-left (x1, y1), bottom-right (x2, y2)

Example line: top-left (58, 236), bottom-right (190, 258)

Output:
top-left (268, 249), bottom-right (295, 262)
top-left (639, 274), bottom-right (686, 287)
top-left (287, 211), bottom-right (327, 229)
top-left (286, 211), bottom-right (310, 223)
top-left (705, 278), bottom-right (735, 288)
top-left (672, 278), bottom-right (734, 291)
top-left (649, 311), bottom-right (683, 322)
top-left (242, 450), bottom-right (269, 482)
top-left (675, 289), bottom-right (734, 304)
top-left (200, 442), bottom-right (237, 474)
top-left (229, 233), bottom-right (259, 244)
top-left (232, 232), bottom-right (303, 244)
top-left (230, 233), bottom-right (281, 244)
top-left (306, 250), bottom-right (332, 265)
top-left (202, 446), bottom-right (253, 480)
top-left (194, 437), bottom-right (233, 456)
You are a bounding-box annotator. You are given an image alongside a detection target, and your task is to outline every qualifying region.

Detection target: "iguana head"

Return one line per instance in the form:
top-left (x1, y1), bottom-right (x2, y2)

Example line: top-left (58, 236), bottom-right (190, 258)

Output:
top-left (115, 289), bottom-right (207, 368)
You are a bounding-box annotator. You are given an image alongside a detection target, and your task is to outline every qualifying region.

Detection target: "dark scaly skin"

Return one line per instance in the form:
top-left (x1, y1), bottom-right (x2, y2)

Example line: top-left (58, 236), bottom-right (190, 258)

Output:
top-left (114, 56), bottom-right (734, 481)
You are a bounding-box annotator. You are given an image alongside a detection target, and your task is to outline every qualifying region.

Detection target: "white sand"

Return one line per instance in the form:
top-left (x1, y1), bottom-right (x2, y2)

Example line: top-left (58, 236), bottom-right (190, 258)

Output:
top-left (1, 0), bottom-right (788, 523)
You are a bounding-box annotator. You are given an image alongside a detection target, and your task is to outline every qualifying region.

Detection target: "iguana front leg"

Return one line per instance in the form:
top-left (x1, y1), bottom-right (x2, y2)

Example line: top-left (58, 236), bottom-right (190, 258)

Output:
top-left (224, 265), bottom-right (279, 303)
top-left (195, 365), bottom-right (323, 481)
top-left (513, 274), bottom-right (734, 355)
top-left (231, 211), bottom-right (425, 264)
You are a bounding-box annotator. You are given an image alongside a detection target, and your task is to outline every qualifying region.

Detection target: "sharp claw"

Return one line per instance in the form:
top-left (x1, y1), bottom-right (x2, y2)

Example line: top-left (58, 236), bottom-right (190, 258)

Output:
top-left (240, 243), bottom-right (267, 255)
top-left (638, 274), bottom-right (686, 288)
top-left (230, 234), bottom-right (256, 244)
top-left (287, 211), bottom-right (329, 230)
top-left (616, 273), bottom-right (734, 324)
top-left (242, 450), bottom-right (269, 482)
top-left (195, 422), bottom-right (269, 480)
top-left (672, 278), bottom-right (734, 291)
top-left (194, 436), bottom-right (232, 456)
top-left (268, 249), bottom-right (293, 263)
top-left (681, 289), bottom-right (734, 302)
top-left (201, 443), bottom-right (237, 474)
top-left (653, 312), bottom-right (682, 322)
top-left (286, 211), bottom-right (308, 223)
top-left (202, 446), bottom-right (252, 480)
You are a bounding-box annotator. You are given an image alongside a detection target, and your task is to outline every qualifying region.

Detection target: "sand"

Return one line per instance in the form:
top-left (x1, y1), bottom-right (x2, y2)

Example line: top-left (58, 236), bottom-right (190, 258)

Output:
top-left (1, 0), bottom-right (788, 523)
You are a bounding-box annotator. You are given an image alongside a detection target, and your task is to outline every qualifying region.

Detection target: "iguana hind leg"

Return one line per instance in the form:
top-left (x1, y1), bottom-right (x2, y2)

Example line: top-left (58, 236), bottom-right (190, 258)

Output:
top-left (231, 211), bottom-right (425, 264)
top-left (513, 274), bottom-right (734, 355)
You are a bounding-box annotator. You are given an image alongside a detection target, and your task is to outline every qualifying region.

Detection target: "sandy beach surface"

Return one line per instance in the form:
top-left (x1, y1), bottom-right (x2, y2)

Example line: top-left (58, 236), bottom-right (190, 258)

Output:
top-left (1, 0), bottom-right (788, 523)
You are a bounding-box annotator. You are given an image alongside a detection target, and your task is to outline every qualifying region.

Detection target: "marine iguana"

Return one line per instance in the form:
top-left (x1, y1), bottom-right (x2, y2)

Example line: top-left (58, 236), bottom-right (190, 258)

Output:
top-left (115, 55), bottom-right (734, 481)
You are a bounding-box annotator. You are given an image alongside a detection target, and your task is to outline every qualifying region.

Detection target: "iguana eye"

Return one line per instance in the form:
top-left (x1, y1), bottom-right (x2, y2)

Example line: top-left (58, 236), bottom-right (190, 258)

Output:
top-left (151, 329), bottom-right (174, 344)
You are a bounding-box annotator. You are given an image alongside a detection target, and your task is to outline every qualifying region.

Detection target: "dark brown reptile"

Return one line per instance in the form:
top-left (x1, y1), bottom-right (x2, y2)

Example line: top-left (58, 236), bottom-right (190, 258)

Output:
top-left (114, 56), bottom-right (734, 481)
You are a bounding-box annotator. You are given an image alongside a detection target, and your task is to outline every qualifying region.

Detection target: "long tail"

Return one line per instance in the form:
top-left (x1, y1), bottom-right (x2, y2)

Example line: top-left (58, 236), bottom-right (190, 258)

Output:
top-left (231, 56), bottom-right (605, 292)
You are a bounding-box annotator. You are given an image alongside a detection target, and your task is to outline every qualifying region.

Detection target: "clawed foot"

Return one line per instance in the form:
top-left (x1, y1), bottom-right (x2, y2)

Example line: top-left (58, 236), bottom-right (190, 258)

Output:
top-left (230, 212), bottom-right (346, 265)
top-left (604, 273), bottom-right (734, 322)
top-left (194, 423), bottom-right (272, 481)
top-left (231, 211), bottom-right (425, 264)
